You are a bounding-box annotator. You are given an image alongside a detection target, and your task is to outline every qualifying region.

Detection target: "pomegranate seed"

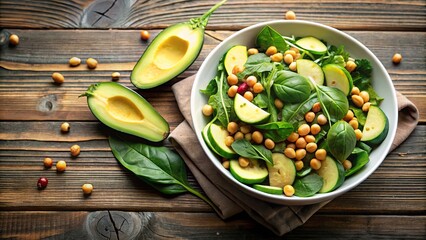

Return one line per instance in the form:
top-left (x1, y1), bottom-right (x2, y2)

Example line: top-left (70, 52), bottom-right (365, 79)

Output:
top-left (237, 82), bottom-right (249, 95)
top-left (37, 177), bottom-right (48, 189)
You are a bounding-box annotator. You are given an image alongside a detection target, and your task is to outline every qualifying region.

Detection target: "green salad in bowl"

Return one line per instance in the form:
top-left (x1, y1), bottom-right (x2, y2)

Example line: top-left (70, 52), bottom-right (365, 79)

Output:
top-left (191, 20), bottom-right (397, 205)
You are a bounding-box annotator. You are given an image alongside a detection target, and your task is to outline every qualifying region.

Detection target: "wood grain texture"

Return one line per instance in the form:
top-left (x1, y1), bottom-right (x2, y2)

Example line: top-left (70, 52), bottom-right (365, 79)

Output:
top-left (0, 0), bottom-right (425, 30)
top-left (1, 211), bottom-right (425, 239)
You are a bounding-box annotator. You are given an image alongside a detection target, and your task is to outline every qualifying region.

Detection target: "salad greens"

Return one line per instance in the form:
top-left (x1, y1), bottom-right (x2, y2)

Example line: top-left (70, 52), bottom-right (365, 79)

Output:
top-left (200, 25), bottom-right (387, 198)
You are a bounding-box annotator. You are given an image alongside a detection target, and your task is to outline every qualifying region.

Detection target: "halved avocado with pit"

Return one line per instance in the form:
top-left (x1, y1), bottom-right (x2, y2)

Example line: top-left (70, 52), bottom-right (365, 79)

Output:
top-left (130, 0), bottom-right (226, 89)
top-left (81, 82), bottom-right (169, 142)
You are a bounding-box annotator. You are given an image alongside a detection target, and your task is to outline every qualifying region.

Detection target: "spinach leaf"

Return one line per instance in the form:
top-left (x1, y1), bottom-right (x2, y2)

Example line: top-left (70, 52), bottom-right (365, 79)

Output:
top-left (327, 121), bottom-right (357, 161)
top-left (256, 26), bottom-right (288, 52)
top-left (109, 136), bottom-right (214, 207)
top-left (346, 148), bottom-right (369, 177)
top-left (255, 121), bottom-right (293, 142)
top-left (282, 93), bottom-right (318, 127)
top-left (319, 45), bottom-right (349, 67)
top-left (200, 78), bottom-right (218, 96)
top-left (293, 173), bottom-right (323, 197)
top-left (272, 70), bottom-right (312, 103)
top-left (349, 104), bottom-right (367, 126)
top-left (315, 85), bottom-right (349, 124)
top-left (208, 59), bottom-right (236, 127)
top-left (238, 53), bottom-right (273, 78)
top-left (231, 139), bottom-right (273, 164)
top-left (296, 167), bottom-right (312, 178)
top-left (351, 59), bottom-right (383, 105)
top-left (252, 92), bottom-right (269, 109)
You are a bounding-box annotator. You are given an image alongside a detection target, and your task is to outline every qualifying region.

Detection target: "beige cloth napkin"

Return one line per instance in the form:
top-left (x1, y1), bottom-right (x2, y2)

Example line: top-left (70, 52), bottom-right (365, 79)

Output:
top-left (168, 75), bottom-right (419, 236)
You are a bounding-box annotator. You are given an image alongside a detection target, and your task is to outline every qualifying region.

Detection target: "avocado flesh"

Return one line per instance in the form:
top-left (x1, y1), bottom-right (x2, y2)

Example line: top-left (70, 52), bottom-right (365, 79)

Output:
top-left (131, 23), bottom-right (204, 89)
top-left (84, 82), bottom-right (169, 142)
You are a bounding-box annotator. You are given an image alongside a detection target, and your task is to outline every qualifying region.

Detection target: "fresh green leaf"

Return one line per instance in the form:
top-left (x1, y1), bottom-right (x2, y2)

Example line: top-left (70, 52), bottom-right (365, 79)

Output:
top-left (272, 70), bottom-right (312, 103)
top-left (296, 167), bottom-right (312, 178)
top-left (200, 78), bottom-right (218, 96)
top-left (256, 26), bottom-right (288, 52)
top-left (293, 174), bottom-right (323, 197)
top-left (315, 85), bottom-right (349, 124)
top-left (282, 93), bottom-right (318, 127)
top-left (345, 148), bottom-right (369, 177)
top-left (255, 121), bottom-right (293, 142)
top-left (327, 121), bottom-right (357, 161)
top-left (356, 141), bottom-right (372, 154)
top-left (231, 139), bottom-right (273, 164)
top-left (252, 92), bottom-right (269, 109)
top-left (238, 53), bottom-right (273, 78)
top-left (350, 104), bottom-right (367, 126)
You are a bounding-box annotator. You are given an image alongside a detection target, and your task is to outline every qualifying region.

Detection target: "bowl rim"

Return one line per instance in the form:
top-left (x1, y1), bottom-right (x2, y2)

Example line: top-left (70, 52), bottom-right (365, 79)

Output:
top-left (191, 19), bottom-right (398, 205)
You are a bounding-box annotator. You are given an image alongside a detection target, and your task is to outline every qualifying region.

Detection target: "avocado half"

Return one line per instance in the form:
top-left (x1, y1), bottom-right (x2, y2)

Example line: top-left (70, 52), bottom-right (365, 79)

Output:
top-left (81, 82), bottom-right (169, 142)
top-left (131, 23), bottom-right (204, 89)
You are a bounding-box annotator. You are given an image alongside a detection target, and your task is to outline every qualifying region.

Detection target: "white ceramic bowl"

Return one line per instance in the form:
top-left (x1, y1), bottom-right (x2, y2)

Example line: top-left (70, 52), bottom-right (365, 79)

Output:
top-left (191, 20), bottom-right (397, 205)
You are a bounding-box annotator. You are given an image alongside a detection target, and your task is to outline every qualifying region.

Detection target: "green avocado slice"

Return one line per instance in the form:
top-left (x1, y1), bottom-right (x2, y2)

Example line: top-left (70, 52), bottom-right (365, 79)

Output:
top-left (130, 0), bottom-right (227, 89)
top-left (81, 82), bottom-right (169, 142)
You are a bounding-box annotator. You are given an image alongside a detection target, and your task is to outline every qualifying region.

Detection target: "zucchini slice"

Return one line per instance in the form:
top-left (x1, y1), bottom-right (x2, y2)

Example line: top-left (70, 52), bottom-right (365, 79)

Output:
top-left (361, 105), bottom-right (389, 146)
top-left (230, 159), bottom-right (268, 185)
top-left (317, 156), bottom-right (345, 193)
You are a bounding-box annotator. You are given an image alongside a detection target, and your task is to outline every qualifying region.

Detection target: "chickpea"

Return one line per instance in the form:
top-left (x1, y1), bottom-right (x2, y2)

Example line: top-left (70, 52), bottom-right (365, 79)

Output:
top-left (304, 135), bottom-right (316, 143)
top-left (284, 54), bottom-right (294, 65)
top-left (343, 110), bottom-right (354, 122)
top-left (52, 72), bottom-right (64, 84)
top-left (270, 53), bottom-right (283, 62)
top-left (9, 34), bottom-right (19, 46)
top-left (349, 118), bottom-right (359, 130)
top-left (82, 183), bottom-right (94, 195)
top-left (392, 53), bottom-right (402, 64)
top-left (310, 124), bottom-right (321, 135)
top-left (317, 114), bottom-right (328, 125)
top-left (264, 138), bottom-right (275, 150)
top-left (304, 111), bottom-right (315, 123)
top-left (306, 142), bottom-right (318, 153)
top-left (312, 102), bottom-right (321, 113)
top-left (286, 143), bottom-right (296, 149)
top-left (284, 50), bottom-right (297, 58)
top-left (247, 48), bottom-right (259, 55)
top-left (265, 46), bottom-right (278, 56)
top-left (234, 131), bottom-right (244, 140)
top-left (86, 58), bottom-right (98, 69)
top-left (285, 10), bottom-right (296, 20)
top-left (60, 122), bottom-right (70, 132)
top-left (70, 144), bottom-right (81, 157)
top-left (295, 149), bottom-right (306, 161)
top-left (284, 185), bottom-right (295, 197)
top-left (243, 91), bottom-right (254, 101)
top-left (227, 122), bottom-right (239, 135)
top-left (342, 160), bottom-right (352, 170)
top-left (252, 131), bottom-right (263, 144)
top-left (354, 129), bottom-right (363, 140)
top-left (69, 57), bottom-right (81, 67)
top-left (222, 160), bottom-right (230, 169)
top-left (287, 132), bottom-right (299, 142)
top-left (284, 147), bottom-right (296, 159)
top-left (345, 60), bottom-right (357, 72)
top-left (202, 104), bottom-right (214, 116)
top-left (240, 124), bottom-right (251, 134)
top-left (359, 91), bottom-right (370, 103)
top-left (244, 133), bottom-right (252, 142)
top-left (351, 86), bottom-right (360, 95)
top-left (274, 98), bottom-right (284, 109)
top-left (253, 82), bottom-right (264, 93)
top-left (310, 158), bottom-right (322, 170)
top-left (232, 65), bottom-right (244, 74)
top-left (294, 160), bottom-right (304, 171)
top-left (362, 102), bottom-right (371, 112)
top-left (246, 75), bottom-right (257, 87)
top-left (352, 92), bottom-right (365, 106)
top-left (225, 136), bottom-right (234, 147)
top-left (140, 30), bottom-right (150, 40)
top-left (290, 47), bottom-right (300, 53)
top-left (111, 72), bottom-right (120, 81)
top-left (228, 85), bottom-right (238, 97)
top-left (227, 74), bottom-right (239, 86)
top-left (289, 61), bottom-right (297, 72)
top-left (315, 149), bottom-right (327, 161)
top-left (238, 157), bottom-right (250, 168)
top-left (56, 160), bottom-right (67, 172)
top-left (43, 157), bottom-right (53, 168)
top-left (298, 123), bottom-right (310, 136)
top-left (295, 137), bottom-right (307, 149)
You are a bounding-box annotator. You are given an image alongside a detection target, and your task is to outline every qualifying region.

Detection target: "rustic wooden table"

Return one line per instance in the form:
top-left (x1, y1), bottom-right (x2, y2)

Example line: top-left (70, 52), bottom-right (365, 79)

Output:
top-left (0, 0), bottom-right (425, 239)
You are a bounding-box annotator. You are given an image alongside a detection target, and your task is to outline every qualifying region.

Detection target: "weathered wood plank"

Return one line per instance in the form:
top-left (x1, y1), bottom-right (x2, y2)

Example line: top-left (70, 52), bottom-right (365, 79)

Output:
top-left (0, 0), bottom-right (425, 30)
top-left (1, 211), bottom-right (425, 239)
top-left (0, 30), bottom-right (425, 121)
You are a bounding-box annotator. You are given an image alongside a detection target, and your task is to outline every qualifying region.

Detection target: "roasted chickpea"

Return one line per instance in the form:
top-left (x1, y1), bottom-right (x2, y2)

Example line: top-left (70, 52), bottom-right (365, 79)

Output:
top-left (86, 58), bottom-right (98, 69)
top-left (56, 160), bottom-right (67, 172)
top-left (359, 91), bottom-right (370, 103)
top-left (43, 157), bottom-right (53, 168)
top-left (284, 185), bottom-right (295, 197)
top-left (52, 72), bottom-right (64, 84)
top-left (298, 123), bottom-right (310, 136)
top-left (232, 65), bottom-right (244, 74)
top-left (287, 132), bottom-right (299, 142)
top-left (202, 104), bottom-right (214, 116)
top-left (140, 30), bottom-right (150, 40)
top-left (238, 157), bottom-right (250, 168)
top-left (246, 75), bottom-right (257, 87)
top-left (317, 114), bottom-right (328, 125)
top-left (274, 98), bottom-right (284, 109)
top-left (247, 48), bottom-right (259, 55)
top-left (227, 122), bottom-right (239, 135)
top-left (289, 61), bottom-right (297, 72)
top-left (265, 46), bottom-right (278, 56)
top-left (264, 138), bottom-right (275, 150)
top-left (342, 160), bottom-right (352, 170)
top-left (252, 131), bottom-right (263, 144)
top-left (295, 149), bottom-right (306, 161)
top-left (345, 60), bottom-right (357, 72)
top-left (310, 124), bottom-right (321, 135)
top-left (349, 118), bottom-right (359, 130)
top-left (234, 131), bottom-right (244, 140)
top-left (294, 160), bottom-right (304, 171)
top-left (82, 183), bottom-right (94, 195)
top-left (284, 147), bottom-right (296, 159)
top-left (222, 160), bottom-right (230, 169)
top-left (354, 129), bottom-right (363, 140)
top-left (111, 72), bottom-right (120, 81)
top-left (304, 135), bottom-right (316, 143)
top-left (69, 57), bottom-right (81, 67)
top-left (227, 74), bottom-right (239, 86)
top-left (270, 53), bottom-right (283, 62)
top-left (295, 137), bottom-right (307, 149)
top-left (9, 34), bottom-right (19, 46)
top-left (70, 144), bottom-right (80, 157)
top-left (392, 53), bottom-right (402, 64)
top-left (225, 136), bottom-right (234, 147)
top-left (253, 82), bottom-right (264, 93)
top-left (362, 102), bottom-right (371, 112)
top-left (312, 102), bottom-right (321, 113)
top-left (351, 86), bottom-right (360, 95)
top-left (306, 142), bottom-right (318, 153)
top-left (284, 54), bottom-right (294, 65)
top-left (310, 158), bottom-right (322, 170)
top-left (228, 85), bottom-right (238, 98)
top-left (60, 122), bottom-right (70, 133)
top-left (240, 124), bottom-right (251, 134)
top-left (315, 149), bottom-right (327, 161)
top-left (304, 111), bottom-right (315, 123)
top-left (285, 10), bottom-right (296, 20)
top-left (343, 110), bottom-right (354, 122)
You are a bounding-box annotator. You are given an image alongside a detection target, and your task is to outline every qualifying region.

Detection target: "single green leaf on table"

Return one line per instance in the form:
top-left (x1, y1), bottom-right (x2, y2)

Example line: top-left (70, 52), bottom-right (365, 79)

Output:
top-left (108, 136), bottom-right (214, 206)
top-left (256, 26), bottom-right (288, 52)
top-left (326, 121), bottom-right (357, 161)
top-left (231, 139), bottom-right (273, 164)
top-left (315, 85), bottom-right (349, 124)
top-left (293, 173), bottom-right (323, 197)
top-left (272, 70), bottom-right (312, 103)
top-left (255, 121), bottom-right (294, 142)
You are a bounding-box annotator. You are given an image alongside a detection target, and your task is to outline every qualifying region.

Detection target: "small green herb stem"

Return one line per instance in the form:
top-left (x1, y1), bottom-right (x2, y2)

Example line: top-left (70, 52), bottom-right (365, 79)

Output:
top-left (182, 184), bottom-right (216, 210)
top-left (199, 0), bottom-right (227, 26)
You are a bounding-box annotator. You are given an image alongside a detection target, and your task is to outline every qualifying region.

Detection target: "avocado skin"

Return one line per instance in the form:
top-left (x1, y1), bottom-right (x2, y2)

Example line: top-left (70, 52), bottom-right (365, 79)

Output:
top-left (130, 23), bottom-right (204, 89)
top-left (83, 82), bottom-right (169, 142)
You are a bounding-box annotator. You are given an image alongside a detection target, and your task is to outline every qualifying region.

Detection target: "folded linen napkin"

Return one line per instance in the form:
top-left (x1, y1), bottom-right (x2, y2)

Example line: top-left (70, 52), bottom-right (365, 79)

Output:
top-left (168, 75), bottom-right (419, 236)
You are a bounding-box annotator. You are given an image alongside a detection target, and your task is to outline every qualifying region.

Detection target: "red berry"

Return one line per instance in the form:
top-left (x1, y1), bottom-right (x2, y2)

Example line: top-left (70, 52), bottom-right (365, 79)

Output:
top-left (37, 177), bottom-right (48, 189)
top-left (237, 82), bottom-right (249, 95)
